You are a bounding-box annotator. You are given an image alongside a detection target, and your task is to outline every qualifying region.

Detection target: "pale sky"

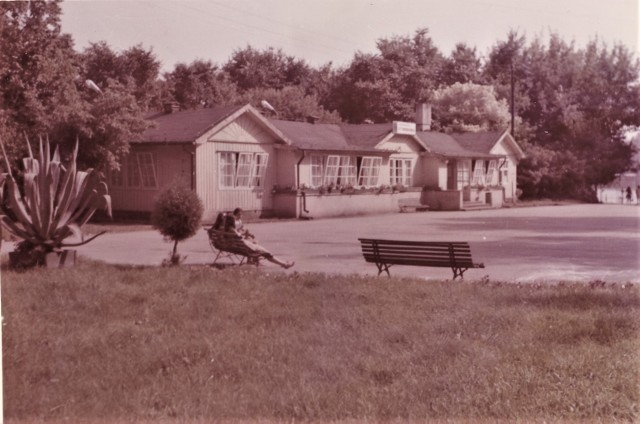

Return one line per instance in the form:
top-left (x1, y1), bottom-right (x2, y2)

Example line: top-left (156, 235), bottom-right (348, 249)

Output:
top-left (60, 0), bottom-right (639, 72)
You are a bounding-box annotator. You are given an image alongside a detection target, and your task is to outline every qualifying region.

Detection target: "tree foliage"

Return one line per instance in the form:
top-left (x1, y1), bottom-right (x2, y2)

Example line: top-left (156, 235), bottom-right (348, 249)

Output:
top-left (327, 28), bottom-right (444, 123)
top-left (432, 83), bottom-right (510, 132)
top-left (164, 60), bottom-right (238, 109)
top-left (151, 183), bottom-right (203, 265)
top-left (223, 46), bottom-right (312, 92)
top-left (0, 1), bottom-right (150, 172)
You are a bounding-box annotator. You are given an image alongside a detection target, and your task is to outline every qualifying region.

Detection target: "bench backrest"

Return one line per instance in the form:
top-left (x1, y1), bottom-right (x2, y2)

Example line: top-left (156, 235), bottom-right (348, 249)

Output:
top-left (358, 238), bottom-right (476, 268)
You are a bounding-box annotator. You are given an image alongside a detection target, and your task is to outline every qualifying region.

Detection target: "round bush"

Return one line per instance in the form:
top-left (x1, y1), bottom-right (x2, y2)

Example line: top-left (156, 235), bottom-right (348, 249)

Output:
top-left (151, 184), bottom-right (204, 243)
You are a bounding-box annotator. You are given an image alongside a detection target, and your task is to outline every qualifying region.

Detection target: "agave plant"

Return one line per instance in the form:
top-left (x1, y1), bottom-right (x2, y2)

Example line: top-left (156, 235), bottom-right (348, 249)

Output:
top-left (0, 136), bottom-right (112, 267)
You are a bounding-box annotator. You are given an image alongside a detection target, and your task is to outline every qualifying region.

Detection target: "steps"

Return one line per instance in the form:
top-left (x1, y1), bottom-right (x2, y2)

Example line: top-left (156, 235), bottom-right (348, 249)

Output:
top-left (461, 201), bottom-right (493, 211)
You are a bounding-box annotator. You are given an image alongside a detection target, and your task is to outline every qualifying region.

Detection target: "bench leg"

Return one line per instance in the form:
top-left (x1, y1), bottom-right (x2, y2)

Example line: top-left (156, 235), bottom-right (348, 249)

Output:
top-left (452, 267), bottom-right (467, 280)
top-left (376, 262), bottom-right (391, 277)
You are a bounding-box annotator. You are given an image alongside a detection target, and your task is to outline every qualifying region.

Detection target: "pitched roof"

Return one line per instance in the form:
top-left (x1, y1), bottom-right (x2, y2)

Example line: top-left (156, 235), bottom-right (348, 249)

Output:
top-left (269, 120), bottom-right (394, 153)
top-left (450, 131), bottom-right (504, 154)
top-left (138, 105), bottom-right (243, 143)
top-left (135, 105), bottom-right (510, 160)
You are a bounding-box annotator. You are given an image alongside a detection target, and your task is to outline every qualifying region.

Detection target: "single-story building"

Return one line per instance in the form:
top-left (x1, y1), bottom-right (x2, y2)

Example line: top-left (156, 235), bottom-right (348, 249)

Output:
top-left (109, 103), bottom-right (525, 220)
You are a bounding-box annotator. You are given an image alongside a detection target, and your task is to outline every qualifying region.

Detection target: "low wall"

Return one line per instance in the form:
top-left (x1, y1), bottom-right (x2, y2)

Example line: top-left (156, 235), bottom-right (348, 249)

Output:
top-left (272, 190), bottom-right (423, 218)
top-left (421, 190), bottom-right (462, 211)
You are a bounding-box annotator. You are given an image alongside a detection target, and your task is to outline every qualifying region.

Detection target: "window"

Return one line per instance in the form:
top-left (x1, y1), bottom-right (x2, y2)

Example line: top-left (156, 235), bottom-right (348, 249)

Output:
top-left (471, 160), bottom-right (485, 186)
top-left (486, 160), bottom-right (498, 186)
top-left (323, 155), bottom-right (356, 186)
top-left (310, 155), bottom-right (324, 187)
top-left (137, 153), bottom-right (157, 188)
top-left (457, 161), bottom-right (470, 189)
top-left (251, 153), bottom-right (268, 187)
top-left (109, 167), bottom-right (124, 188)
top-left (218, 151), bottom-right (269, 189)
top-left (109, 153), bottom-right (157, 189)
top-left (390, 158), bottom-right (412, 186)
top-left (235, 153), bottom-right (253, 187)
top-left (358, 157), bottom-right (381, 186)
top-left (219, 152), bottom-right (236, 188)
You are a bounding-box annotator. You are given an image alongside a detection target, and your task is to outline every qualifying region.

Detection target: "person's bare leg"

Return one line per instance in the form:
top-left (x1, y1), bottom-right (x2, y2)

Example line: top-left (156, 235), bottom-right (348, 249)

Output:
top-left (265, 255), bottom-right (294, 269)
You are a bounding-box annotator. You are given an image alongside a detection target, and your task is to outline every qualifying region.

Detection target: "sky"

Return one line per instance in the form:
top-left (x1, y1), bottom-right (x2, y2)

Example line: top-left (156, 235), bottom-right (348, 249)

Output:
top-left (60, 0), bottom-right (639, 73)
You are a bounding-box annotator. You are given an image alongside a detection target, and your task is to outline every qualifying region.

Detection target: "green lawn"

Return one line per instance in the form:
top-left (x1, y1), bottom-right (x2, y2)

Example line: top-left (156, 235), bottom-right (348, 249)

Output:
top-left (2, 260), bottom-right (639, 423)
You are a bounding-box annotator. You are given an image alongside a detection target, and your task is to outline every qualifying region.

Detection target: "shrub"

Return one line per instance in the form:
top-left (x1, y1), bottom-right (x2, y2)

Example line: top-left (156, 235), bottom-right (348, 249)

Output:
top-left (0, 137), bottom-right (112, 269)
top-left (151, 183), bottom-right (203, 265)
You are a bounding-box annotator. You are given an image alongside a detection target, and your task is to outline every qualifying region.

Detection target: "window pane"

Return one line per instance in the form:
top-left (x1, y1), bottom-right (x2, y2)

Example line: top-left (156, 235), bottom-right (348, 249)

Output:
top-left (251, 153), bottom-right (269, 187)
top-left (339, 156), bottom-right (356, 186)
top-left (402, 159), bottom-right (412, 186)
top-left (486, 160), bottom-right (497, 185)
top-left (310, 155), bottom-right (324, 187)
top-left (471, 160), bottom-right (485, 186)
top-left (138, 153), bottom-right (157, 188)
top-left (324, 155), bottom-right (339, 185)
top-left (127, 155), bottom-right (140, 187)
top-left (358, 157), bottom-right (380, 186)
top-left (219, 152), bottom-right (236, 188)
top-left (235, 153), bottom-right (253, 187)
top-left (110, 166), bottom-right (124, 187)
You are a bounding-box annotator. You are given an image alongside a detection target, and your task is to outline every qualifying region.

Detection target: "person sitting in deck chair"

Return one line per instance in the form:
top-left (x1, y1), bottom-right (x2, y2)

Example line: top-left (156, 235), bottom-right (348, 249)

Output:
top-left (224, 208), bottom-right (294, 269)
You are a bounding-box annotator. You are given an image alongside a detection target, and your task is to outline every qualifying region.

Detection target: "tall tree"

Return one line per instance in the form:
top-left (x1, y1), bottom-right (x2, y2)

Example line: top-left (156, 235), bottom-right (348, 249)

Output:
top-left (223, 46), bottom-right (312, 92)
top-left (239, 86), bottom-right (341, 123)
top-left (432, 83), bottom-right (511, 132)
top-left (80, 42), bottom-right (161, 111)
top-left (164, 60), bottom-right (238, 109)
top-left (442, 43), bottom-right (483, 85)
top-left (328, 28), bottom-right (445, 123)
top-left (0, 1), bottom-right (149, 171)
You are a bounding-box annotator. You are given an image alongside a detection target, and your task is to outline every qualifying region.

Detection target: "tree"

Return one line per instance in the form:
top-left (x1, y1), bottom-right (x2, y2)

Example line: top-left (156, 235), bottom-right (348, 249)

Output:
top-left (442, 43), bottom-right (483, 85)
top-left (328, 28), bottom-right (445, 123)
top-left (223, 46), bottom-right (312, 92)
top-left (486, 31), bottom-right (640, 199)
top-left (80, 42), bottom-right (162, 111)
top-left (0, 2), bottom-right (151, 172)
top-left (164, 60), bottom-right (238, 109)
top-left (432, 83), bottom-right (510, 132)
top-left (151, 183), bottom-right (203, 266)
top-left (239, 86), bottom-right (341, 123)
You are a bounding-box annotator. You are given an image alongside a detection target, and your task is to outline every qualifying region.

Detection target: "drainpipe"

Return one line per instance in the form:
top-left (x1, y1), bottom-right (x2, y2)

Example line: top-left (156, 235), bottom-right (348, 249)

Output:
top-left (295, 150), bottom-right (310, 215)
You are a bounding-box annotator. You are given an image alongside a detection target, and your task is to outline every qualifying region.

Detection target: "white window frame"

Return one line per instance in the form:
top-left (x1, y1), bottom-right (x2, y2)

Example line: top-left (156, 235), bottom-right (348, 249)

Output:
top-left (471, 160), bottom-right (485, 186)
top-left (109, 167), bottom-right (124, 188)
top-left (218, 152), bottom-right (237, 189)
top-left (457, 161), bottom-right (470, 190)
top-left (339, 156), bottom-right (357, 186)
top-left (137, 152), bottom-right (158, 188)
top-left (486, 160), bottom-right (498, 186)
top-left (235, 153), bottom-right (253, 188)
top-left (358, 157), bottom-right (381, 187)
top-left (122, 152), bottom-right (157, 189)
top-left (218, 151), bottom-right (269, 190)
top-left (390, 158), bottom-right (412, 186)
top-left (324, 155), bottom-right (340, 186)
top-left (251, 153), bottom-right (269, 187)
top-left (310, 155), bottom-right (324, 188)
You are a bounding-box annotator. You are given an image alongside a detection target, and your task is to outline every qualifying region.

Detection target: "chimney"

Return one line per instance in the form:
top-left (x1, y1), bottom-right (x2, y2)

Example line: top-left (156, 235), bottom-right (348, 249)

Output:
top-left (163, 102), bottom-right (179, 114)
top-left (416, 103), bottom-right (432, 131)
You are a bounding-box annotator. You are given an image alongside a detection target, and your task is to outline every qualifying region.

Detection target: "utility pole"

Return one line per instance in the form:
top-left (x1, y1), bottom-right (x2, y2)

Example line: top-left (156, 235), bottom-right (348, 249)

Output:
top-left (510, 61), bottom-right (515, 136)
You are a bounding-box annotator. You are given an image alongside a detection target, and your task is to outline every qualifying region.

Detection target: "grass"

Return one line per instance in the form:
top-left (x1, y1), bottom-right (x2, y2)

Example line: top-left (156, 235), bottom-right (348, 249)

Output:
top-left (2, 260), bottom-right (639, 423)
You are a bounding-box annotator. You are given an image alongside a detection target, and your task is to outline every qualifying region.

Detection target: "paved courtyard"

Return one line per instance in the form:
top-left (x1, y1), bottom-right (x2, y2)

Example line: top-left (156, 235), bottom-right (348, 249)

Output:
top-left (63, 204), bottom-right (639, 284)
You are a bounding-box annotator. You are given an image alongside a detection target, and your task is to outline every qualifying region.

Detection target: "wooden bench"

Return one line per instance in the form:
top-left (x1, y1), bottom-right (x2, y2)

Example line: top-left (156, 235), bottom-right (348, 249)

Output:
top-left (358, 238), bottom-right (485, 280)
top-left (398, 198), bottom-right (429, 213)
top-left (206, 228), bottom-right (263, 266)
